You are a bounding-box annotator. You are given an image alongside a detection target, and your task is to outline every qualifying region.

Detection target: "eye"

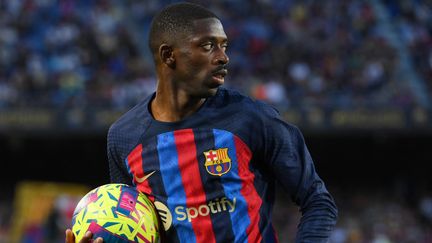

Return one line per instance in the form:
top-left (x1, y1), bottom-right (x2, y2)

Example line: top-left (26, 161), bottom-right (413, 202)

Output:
top-left (201, 43), bottom-right (214, 51)
top-left (221, 43), bottom-right (228, 51)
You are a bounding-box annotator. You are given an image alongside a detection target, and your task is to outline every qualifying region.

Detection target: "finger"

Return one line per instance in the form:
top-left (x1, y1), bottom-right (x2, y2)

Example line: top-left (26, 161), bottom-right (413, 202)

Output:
top-left (94, 237), bottom-right (104, 243)
top-left (79, 231), bottom-right (93, 243)
top-left (65, 229), bottom-right (74, 243)
top-left (79, 232), bottom-right (103, 243)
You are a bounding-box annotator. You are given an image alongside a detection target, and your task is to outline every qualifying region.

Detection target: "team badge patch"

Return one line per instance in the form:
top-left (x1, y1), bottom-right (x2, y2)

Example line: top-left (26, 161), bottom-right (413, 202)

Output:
top-left (204, 148), bottom-right (231, 176)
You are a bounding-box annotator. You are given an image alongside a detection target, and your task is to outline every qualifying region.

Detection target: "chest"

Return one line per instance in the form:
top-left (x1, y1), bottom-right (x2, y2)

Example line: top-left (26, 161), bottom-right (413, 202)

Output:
top-left (125, 128), bottom-right (255, 200)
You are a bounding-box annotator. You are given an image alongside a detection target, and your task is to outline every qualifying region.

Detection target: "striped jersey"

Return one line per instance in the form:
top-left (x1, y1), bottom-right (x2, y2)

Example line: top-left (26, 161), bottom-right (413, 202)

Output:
top-left (107, 88), bottom-right (337, 243)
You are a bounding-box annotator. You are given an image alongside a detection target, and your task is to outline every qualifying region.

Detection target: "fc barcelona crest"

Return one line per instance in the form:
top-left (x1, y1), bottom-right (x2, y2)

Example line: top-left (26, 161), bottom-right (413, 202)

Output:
top-left (204, 148), bottom-right (231, 176)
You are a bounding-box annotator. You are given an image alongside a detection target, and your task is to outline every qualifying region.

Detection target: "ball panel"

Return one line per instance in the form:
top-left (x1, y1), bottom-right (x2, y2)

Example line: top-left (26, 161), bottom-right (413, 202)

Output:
top-left (71, 183), bottom-right (159, 243)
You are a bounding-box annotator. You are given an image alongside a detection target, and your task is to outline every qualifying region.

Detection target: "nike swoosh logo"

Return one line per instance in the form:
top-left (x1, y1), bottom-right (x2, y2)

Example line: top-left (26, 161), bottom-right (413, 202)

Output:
top-left (134, 170), bottom-right (156, 183)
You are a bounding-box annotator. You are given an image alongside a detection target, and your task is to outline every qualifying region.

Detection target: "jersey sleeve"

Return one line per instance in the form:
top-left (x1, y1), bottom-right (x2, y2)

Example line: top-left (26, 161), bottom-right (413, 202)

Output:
top-left (107, 125), bottom-right (133, 185)
top-left (261, 107), bottom-right (338, 242)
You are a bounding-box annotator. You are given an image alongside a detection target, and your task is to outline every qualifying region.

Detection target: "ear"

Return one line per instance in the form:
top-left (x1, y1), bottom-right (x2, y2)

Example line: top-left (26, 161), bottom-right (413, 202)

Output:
top-left (159, 44), bottom-right (175, 68)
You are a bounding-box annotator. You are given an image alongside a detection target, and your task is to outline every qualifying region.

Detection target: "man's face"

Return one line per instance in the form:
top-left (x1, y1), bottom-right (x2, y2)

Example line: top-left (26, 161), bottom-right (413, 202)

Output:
top-left (172, 18), bottom-right (229, 98)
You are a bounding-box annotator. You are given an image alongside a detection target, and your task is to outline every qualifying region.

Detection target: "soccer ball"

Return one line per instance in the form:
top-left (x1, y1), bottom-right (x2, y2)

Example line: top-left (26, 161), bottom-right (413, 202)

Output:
top-left (71, 183), bottom-right (159, 242)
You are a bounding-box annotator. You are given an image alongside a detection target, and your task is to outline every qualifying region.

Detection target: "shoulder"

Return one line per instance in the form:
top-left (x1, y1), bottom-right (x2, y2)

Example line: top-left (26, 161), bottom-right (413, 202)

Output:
top-left (108, 95), bottom-right (153, 144)
top-left (215, 88), bottom-right (280, 118)
top-left (219, 89), bottom-right (302, 135)
top-left (212, 88), bottom-right (301, 140)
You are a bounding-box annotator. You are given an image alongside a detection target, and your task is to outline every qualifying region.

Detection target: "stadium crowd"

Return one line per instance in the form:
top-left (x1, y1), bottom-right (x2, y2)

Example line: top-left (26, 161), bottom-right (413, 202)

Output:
top-left (0, 0), bottom-right (428, 111)
top-left (273, 185), bottom-right (432, 243)
top-left (385, 0), bottom-right (432, 100)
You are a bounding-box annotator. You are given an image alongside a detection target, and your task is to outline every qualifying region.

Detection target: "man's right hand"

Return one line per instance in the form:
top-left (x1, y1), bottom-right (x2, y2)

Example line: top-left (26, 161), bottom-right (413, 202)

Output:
top-left (65, 229), bottom-right (103, 243)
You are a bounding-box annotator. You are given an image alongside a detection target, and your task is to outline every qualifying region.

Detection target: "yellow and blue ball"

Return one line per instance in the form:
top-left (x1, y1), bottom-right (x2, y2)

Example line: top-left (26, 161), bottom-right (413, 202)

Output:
top-left (71, 183), bottom-right (159, 242)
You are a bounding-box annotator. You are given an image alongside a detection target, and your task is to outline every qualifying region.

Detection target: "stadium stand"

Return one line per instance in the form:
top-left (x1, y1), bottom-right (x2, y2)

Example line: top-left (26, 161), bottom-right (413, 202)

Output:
top-left (0, 0), bottom-right (431, 131)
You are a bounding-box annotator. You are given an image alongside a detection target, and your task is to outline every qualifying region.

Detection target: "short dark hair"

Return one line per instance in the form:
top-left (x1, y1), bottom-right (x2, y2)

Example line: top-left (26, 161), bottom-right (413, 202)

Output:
top-left (148, 2), bottom-right (219, 58)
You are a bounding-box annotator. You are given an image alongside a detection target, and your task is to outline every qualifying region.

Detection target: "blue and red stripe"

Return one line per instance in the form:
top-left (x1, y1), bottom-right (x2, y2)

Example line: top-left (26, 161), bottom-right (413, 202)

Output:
top-left (234, 135), bottom-right (264, 242)
top-left (126, 128), bottom-right (264, 242)
top-left (173, 129), bottom-right (216, 243)
top-left (192, 129), bottom-right (236, 242)
top-left (213, 129), bottom-right (263, 243)
top-left (125, 144), bottom-right (154, 200)
top-left (156, 131), bottom-right (195, 242)
top-left (138, 136), bottom-right (180, 242)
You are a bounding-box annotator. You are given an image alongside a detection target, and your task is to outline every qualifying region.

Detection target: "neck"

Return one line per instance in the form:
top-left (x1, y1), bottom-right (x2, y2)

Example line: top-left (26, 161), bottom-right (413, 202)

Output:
top-left (150, 82), bottom-right (206, 122)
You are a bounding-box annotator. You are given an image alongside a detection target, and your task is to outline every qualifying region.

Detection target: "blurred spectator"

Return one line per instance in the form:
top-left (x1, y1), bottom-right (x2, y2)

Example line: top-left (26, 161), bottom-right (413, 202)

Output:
top-left (272, 183), bottom-right (432, 243)
top-left (0, 0), bottom-right (426, 112)
top-left (388, 0), bottom-right (432, 99)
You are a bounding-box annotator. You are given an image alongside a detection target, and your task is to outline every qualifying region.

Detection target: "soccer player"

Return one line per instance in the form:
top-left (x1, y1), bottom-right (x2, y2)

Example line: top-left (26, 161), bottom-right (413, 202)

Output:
top-left (66, 2), bottom-right (337, 243)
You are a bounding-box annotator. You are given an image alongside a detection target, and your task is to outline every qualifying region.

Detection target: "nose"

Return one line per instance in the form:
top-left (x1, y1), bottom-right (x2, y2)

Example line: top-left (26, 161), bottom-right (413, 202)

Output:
top-left (213, 48), bottom-right (229, 65)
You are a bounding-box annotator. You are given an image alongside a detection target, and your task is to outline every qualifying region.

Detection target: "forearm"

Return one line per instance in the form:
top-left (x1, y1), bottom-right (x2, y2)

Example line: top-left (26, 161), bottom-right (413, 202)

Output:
top-left (295, 193), bottom-right (338, 243)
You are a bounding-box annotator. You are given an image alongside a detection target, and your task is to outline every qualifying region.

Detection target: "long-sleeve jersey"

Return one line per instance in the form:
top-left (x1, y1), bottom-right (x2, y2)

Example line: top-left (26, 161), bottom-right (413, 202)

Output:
top-left (107, 88), bottom-right (337, 243)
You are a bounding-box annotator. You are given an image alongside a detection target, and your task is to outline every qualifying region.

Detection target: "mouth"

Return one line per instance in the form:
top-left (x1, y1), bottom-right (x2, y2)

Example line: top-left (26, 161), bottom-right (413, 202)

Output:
top-left (211, 69), bottom-right (228, 84)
